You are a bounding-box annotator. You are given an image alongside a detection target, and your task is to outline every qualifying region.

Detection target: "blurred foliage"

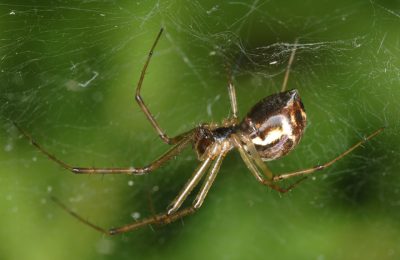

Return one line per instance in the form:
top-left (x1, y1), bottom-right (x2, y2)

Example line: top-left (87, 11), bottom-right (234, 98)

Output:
top-left (0, 1), bottom-right (399, 260)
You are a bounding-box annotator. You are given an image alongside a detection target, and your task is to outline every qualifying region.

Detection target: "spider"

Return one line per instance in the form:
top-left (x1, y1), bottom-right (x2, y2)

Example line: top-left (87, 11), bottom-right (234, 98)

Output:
top-left (15, 28), bottom-right (383, 235)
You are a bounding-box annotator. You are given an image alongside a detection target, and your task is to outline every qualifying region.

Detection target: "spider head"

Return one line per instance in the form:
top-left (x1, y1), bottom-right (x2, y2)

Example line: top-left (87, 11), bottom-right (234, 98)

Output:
top-left (193, 126), bottom-right (215, 161)
top-left (239, 89), bottom-right (307, 161)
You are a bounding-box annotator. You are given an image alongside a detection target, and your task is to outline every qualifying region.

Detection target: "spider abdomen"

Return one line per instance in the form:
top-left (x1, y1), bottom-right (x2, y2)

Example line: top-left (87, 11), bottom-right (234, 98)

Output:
top-left (239, 89), bottom-right (307, 161)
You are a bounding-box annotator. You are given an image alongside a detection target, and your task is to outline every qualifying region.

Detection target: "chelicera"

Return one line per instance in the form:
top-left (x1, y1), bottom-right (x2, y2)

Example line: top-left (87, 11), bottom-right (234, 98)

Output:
top-left (15, 28), bottom-right (383, 235)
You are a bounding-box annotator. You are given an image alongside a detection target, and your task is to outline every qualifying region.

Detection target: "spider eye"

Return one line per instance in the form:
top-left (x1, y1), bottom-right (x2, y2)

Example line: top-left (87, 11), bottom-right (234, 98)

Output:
top-left (240, 89), bottom-right (307, 160)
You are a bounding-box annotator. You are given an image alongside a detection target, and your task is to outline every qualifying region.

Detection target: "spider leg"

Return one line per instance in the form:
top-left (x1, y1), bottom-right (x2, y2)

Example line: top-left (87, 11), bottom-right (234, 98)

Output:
top-left (225, 63), bottom-right (239, 120)
top-left (110, 153), bottom-right (225, 235)
top-left (237, 135), bottom-right (274, 179)
top-left (52, 195), bottom-right (196, 235)
top-left (273, 127), bottom-right (384, 181)
top-left (51, 196), bottom-right (108, 235)
top-left (135, 28), bottom-right (185, 145)
top-left (193, 151), bottom-right (225, 208)
top-left (232, 134), bottom-right (304, 193)
top-left (109, 207), bottom-right (197, 235)
top-left (52, 153), bottom-right (225, 235)
top-left (14, 122), bottom-right (194, 174)
top-left (281, 38), bottom-right (299, 92)
top-left (167, 156), bottom-right (213, 214)
top-left (167, 142), bottom-right (227, 213)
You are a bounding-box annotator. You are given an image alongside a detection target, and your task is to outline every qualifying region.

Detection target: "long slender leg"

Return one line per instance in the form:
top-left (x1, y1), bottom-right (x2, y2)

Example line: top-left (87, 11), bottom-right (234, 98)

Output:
top-left (135, 28), bottom-right (184, 145)
top-left (51, 196), bottom-right (108, 235)
top-left (273, 127), bottom-right (384, 181)
top-left (281, 38), bottom-right (299, 92)
top-left (236, 143), bottom-right (304, 193)
top-left (238, 135), bottom-right (274, 179)
top-left (167, 156), bottom-right (213, 214)
top-left (73, 135), bottom-right (191, 174)
top-left (225, 64), bottom-right (239, 120)
top-left (193, 152), bottom-right (224, 208)
top-left (52, 194), bottom-right (197, 235)
top-left (15, 122), bottom-right (194, 174)
top-left (110, 155), bottom-right (225, 234)
top-left (231, 134), bottom-right (304, 193)
top-left (52, 156), bottom-right (225, 235)
top-left (109, 207), bottom-right (197, 235)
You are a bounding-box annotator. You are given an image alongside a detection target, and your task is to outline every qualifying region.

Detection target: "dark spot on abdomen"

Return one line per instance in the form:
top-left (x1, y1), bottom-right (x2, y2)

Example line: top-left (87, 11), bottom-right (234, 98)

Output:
top-left (295, 110), bottom-right (303, 127)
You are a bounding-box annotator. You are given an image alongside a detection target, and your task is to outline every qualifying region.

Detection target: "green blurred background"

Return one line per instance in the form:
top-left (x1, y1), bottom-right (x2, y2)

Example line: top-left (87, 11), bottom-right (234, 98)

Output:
top-left (1, 1), bottom-right (399, 259)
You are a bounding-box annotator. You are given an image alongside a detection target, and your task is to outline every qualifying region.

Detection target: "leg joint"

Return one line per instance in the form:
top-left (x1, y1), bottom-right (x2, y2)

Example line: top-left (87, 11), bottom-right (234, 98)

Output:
top-left (135, 94), bottom-right (142, 103)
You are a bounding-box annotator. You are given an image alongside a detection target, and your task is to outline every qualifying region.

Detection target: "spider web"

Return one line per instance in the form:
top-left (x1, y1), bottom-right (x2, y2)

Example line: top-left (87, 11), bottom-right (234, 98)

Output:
top-left (0, 1), bottom-right (399, 259)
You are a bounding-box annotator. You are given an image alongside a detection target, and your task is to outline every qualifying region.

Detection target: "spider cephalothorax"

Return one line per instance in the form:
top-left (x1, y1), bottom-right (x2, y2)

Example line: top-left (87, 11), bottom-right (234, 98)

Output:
top-left (193, 125), bottom-right (215, 160)
top-left (193, 124), bottom-right (236, 160)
